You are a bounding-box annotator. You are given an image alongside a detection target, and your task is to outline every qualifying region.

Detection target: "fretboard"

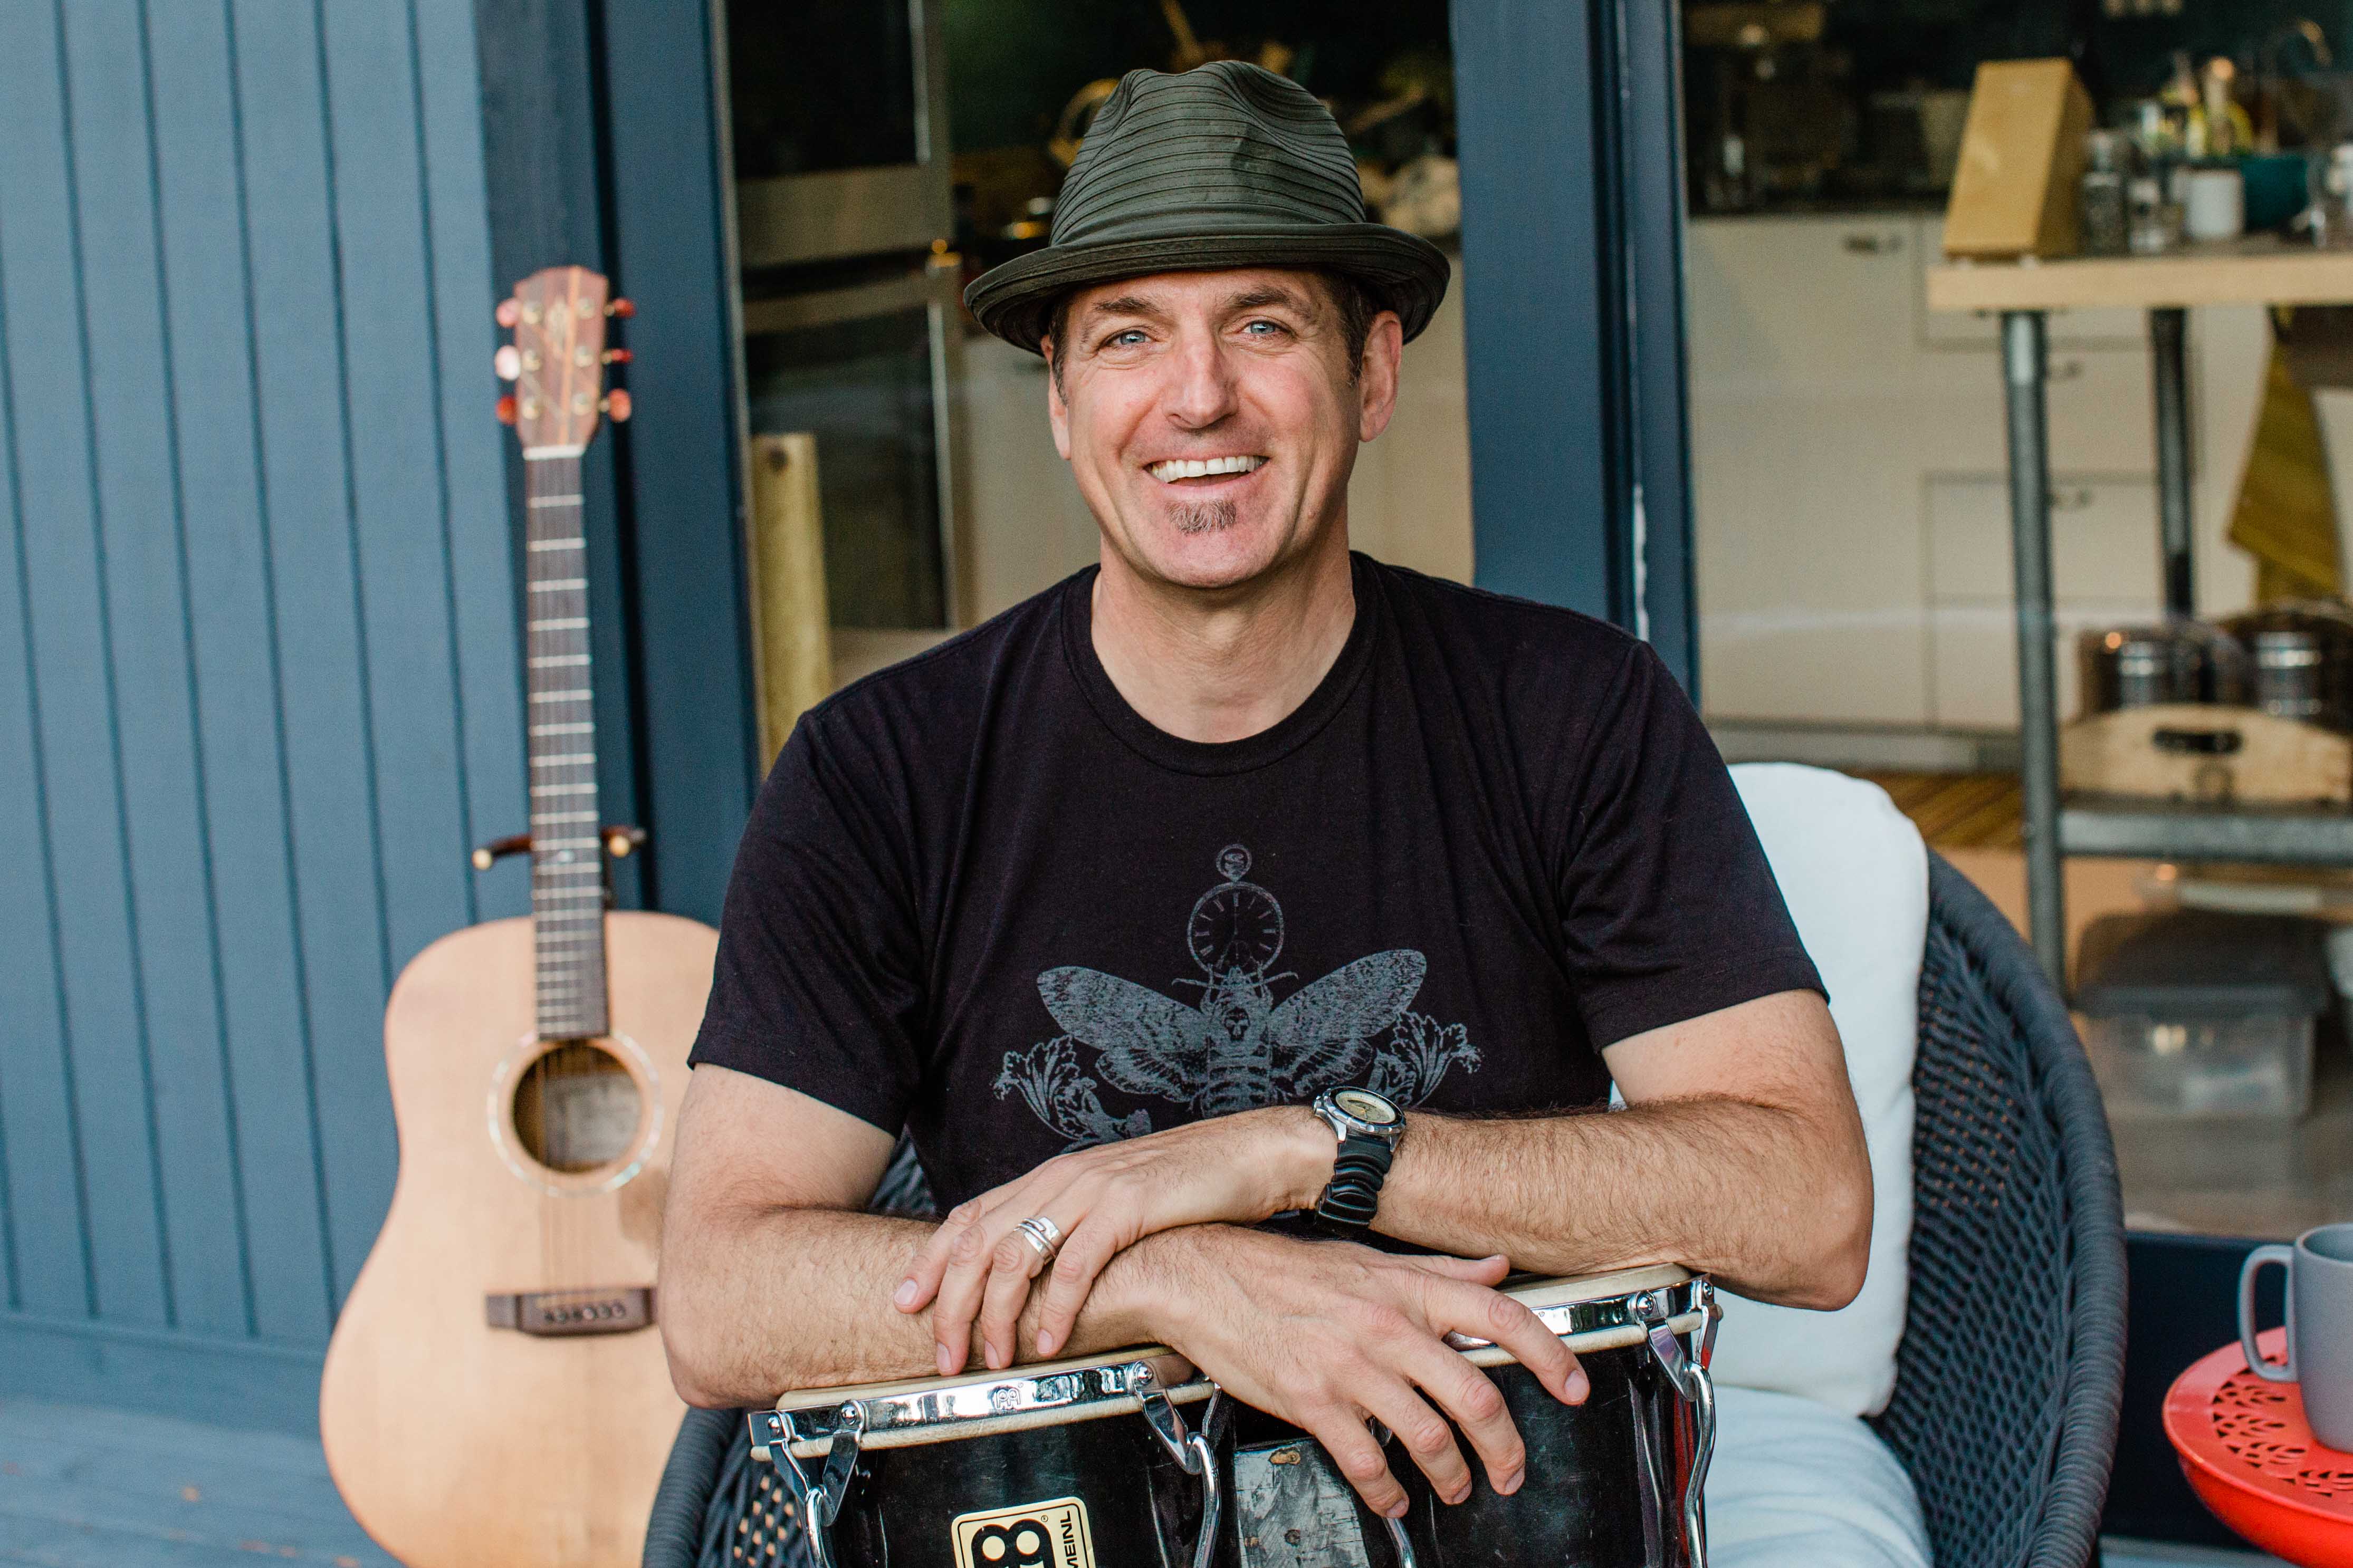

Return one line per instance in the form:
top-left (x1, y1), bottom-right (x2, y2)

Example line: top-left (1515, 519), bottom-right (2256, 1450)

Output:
top-left (521, 452), bottom-right (609, 1040)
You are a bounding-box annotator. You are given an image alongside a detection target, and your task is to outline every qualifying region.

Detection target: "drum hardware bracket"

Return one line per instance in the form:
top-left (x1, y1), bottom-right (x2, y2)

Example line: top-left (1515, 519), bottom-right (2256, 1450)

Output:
top-left (1131, 1361), bottom-right (1230, 1568)
top-left (1361, 1422), bottom-right (1423, 1568)
top-left (752, 1400), bottom-right (866, 1568)
top-left (1634, 1283), bottom-right (1719, 1568)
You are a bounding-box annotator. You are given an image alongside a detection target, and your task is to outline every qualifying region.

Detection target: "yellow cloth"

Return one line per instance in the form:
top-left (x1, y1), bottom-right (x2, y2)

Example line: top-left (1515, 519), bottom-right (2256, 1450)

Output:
top-left (2230, 339), bottom-right (2342, 602)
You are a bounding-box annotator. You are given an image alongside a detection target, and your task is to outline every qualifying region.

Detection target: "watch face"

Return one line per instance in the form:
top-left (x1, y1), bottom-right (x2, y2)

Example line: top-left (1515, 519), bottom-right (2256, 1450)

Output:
top-left (1334, 1088), bottom-right (1400, 1128)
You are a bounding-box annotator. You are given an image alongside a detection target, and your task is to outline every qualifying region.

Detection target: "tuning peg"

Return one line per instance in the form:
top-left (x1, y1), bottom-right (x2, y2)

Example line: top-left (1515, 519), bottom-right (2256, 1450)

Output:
top-left (495, 395), bottom-right (518, 426)
top-left (496, 298), bottom-right (520, 328)
top-left (605, 297), bottom-right (635, 319)
top-left (601, 390), bottom-right (633, 423)
top-left (494, 345), bottom-right (521, 380)
top-left (602, 348), bottom-right (633, 365)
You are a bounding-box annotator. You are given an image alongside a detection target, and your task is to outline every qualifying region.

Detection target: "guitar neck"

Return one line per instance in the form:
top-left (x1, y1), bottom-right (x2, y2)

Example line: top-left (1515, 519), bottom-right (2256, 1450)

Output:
top-left (522, 450), bottom-right (609, 1040)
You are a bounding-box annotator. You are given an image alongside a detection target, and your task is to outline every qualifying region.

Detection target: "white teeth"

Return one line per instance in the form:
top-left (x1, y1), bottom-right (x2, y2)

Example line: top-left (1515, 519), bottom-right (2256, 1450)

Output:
top-left (1150, 455), bottom-right (1266, 482)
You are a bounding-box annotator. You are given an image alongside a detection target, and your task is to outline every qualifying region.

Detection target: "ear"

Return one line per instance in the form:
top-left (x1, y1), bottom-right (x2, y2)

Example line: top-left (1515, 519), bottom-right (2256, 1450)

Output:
top-left (1043, 335), bottom-right (1073, 461)
top-left (1356, 311), bottom-right (1405, 444)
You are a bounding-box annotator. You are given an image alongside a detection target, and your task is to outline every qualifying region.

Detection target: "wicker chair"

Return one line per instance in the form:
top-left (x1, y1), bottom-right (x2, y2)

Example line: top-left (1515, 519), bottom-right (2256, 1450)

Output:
top-left (643, 850), bottom-right (2126, 1568)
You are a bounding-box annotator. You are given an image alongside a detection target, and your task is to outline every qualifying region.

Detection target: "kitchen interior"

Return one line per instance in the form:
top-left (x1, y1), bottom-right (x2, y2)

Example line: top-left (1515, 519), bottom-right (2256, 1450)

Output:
top-left (1682, 0), bottom-right (2353, 1261)
top-left (717, 0), bottom-right (2353, 1303)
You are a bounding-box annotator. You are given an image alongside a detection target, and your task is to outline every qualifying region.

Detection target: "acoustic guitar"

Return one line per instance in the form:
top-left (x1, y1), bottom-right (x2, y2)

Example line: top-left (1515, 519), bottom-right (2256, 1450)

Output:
top-left (321, 265), bottom-right (719, 1567)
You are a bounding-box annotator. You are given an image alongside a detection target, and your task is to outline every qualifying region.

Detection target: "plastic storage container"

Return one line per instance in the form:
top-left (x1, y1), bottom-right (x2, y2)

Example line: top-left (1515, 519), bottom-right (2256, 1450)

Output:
top-left (2074, 912), bottom-right (2330, 1119)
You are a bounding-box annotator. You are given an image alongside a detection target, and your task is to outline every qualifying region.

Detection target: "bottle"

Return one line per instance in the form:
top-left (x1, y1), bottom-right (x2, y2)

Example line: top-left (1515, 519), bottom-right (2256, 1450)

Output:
top-left (2129, 174), bottom-right (2178, 254)
top-left (2081, 131), bottom-right (2131, 255)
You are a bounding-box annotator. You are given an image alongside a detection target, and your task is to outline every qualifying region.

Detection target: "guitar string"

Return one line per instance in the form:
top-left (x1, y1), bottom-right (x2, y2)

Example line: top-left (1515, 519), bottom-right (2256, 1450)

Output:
top-left (531, 435), bottom-right (589, 1564)
top-left (525, 282), bottom-right (616, 1562)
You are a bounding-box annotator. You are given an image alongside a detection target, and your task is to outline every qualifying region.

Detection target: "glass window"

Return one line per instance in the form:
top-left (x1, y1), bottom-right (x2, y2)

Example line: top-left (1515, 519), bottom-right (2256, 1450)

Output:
top-left (1683, 1), bottom-right (2353, 1249)
top-left (726, 0), bottom-right (920, 179)
top-left (745, 306), bottom-right (948, 631)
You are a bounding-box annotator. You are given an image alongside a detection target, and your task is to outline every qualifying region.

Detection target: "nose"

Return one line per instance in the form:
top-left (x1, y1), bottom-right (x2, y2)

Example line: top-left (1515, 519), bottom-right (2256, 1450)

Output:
top-left (1163, 325), bottom-right (1240, 430)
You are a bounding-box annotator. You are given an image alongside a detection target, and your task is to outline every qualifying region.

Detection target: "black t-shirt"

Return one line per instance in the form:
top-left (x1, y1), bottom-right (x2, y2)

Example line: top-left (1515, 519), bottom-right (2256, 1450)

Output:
top-left (690, 555), bottom-right (1822, 1209)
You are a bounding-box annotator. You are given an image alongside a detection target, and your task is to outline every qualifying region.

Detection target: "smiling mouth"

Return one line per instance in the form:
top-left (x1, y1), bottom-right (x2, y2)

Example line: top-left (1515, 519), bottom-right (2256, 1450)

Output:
top-left (1147, 455), bottom-right (1267, 484)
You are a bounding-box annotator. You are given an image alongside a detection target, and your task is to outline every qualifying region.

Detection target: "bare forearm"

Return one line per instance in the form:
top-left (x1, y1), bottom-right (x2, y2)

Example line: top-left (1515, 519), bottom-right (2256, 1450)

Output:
top-left (1371, 1099), bottom-right (1870, 1306)
top-left (662, 1207), bottom-right (1163, 1406)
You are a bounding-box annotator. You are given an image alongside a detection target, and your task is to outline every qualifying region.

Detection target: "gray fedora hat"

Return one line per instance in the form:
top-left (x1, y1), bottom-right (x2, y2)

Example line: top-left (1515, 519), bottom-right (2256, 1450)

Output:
top-left (965, 61), bottom-right (1450, 355)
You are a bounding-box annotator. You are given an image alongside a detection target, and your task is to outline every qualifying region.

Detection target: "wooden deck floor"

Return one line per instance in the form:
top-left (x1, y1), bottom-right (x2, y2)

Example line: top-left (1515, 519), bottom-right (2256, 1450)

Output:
top-left (1855, 771), bottom-right (2023, 849)
top-left (0, 1398), bottom-right (391, 1567)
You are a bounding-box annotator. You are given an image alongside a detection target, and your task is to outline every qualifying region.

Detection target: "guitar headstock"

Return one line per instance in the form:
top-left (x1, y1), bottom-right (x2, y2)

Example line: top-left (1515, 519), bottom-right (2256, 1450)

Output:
top-left (494, 266), bottom-right (633, 454)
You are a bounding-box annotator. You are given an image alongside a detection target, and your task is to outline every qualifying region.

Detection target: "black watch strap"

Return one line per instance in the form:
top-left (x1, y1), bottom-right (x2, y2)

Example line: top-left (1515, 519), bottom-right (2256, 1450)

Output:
top-left (1313, 1132), bottom-right (1397, 1232)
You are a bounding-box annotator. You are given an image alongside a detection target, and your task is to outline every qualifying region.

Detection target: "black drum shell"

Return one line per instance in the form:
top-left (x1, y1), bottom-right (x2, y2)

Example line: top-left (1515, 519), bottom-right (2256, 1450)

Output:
top-left (816, 1339), bottom-right (1697, 1568)
top-left (826, 1408), bottom-right (1204, 1568)
top-left (1222, 1341), bottom-right (1697, 1568)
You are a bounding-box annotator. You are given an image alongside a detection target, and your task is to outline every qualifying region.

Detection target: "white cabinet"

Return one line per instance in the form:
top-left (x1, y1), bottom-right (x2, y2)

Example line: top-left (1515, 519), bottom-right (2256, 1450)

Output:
top-left (1690, 210), bottom-right (2269, 732)
top-left (1927, 474), bottom-right (2163, 603)
top-left (1924, 474), bottom-right (2164, 727)
top-left (1688, 216), bottom-right (1933, 724)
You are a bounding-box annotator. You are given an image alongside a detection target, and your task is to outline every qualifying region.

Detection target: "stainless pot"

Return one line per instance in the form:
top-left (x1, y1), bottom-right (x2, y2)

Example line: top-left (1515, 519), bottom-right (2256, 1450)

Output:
top-left (2223, 602), bottom-right (2353, 732)
top-left (2078, 619), bottom-right (2250, 716)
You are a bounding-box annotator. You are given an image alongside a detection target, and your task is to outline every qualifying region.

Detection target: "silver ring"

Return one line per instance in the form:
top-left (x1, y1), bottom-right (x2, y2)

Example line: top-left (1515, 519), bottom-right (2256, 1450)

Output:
top-left (1015, 1216), bottom-right (1064, 1266)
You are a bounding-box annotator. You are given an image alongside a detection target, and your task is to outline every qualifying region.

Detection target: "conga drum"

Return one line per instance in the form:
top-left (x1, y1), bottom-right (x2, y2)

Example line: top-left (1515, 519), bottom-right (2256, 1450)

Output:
top-left (753, 1264), bottom-right (1718, 1568)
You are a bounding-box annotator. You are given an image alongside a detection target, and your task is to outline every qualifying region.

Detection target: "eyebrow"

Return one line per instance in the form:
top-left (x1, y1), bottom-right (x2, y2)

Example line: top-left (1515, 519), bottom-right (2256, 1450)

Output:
top-left (1080, 294), bottom-right (1167, 326)
top-left (1220, 284), bottom-right (1318, 317)
top-left (1079, 283), bottom-right (1320, 332)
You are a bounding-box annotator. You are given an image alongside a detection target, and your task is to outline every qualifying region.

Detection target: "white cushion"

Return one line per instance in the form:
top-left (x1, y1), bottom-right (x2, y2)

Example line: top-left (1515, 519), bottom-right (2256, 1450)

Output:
top-left (1707, 1384), bottom-right (1930, 1567)
top-left (1715, 763), bottom-right (1926, 1419)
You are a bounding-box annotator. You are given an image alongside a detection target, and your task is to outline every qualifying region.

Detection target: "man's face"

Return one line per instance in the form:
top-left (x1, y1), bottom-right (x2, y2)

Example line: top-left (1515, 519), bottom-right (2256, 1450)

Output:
top-left (1045, 268), bottom-right (1401, 593)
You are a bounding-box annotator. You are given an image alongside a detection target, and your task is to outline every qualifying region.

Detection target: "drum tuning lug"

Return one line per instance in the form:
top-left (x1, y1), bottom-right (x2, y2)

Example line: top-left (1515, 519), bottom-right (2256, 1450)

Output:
top-left (1634, 1288), bottom-right (1716, 1568)
top-left (1383, 1513), bottom-right (1422, 1568)
top-left (757, 1402), bottom-right (863, 1568)
top-left (1129, 1361), bottom-right (1195, 1469)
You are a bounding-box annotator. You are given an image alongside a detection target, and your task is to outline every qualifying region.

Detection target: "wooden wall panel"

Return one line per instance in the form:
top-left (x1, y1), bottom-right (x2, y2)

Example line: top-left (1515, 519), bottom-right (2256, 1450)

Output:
top-left (416, 0), bottom-right (529, 934)
top-left (0, 0), bottom-right (524, 1427)
top-left (0, 343), bottom-right (83, 1324)
top-left (0, 0), bottom-right (171, 1332)
top-left (64, 0), bottom-right (252, 1342)
top-left (229, 0), bottom-right (398, 1314)
top-left (144, 0), bottom-right (334, 1348)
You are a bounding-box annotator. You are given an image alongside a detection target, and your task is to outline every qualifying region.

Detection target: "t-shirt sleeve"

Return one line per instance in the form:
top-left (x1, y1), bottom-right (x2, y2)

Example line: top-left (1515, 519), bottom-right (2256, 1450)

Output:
top-left (686, 707), bottom-right (926, 1134)
top-left (1549, 638), bottom-right (1824, 1048)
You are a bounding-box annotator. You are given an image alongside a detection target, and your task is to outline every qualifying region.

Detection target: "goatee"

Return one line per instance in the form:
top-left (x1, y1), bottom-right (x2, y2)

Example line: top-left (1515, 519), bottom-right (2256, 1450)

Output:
top-left (1169, 498), bottom-right (1240, 536)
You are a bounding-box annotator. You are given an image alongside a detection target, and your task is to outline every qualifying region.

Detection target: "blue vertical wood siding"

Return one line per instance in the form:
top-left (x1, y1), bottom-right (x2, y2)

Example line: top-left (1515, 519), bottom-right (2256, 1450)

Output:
top-left (0, 0), bottom-right (523, 1430)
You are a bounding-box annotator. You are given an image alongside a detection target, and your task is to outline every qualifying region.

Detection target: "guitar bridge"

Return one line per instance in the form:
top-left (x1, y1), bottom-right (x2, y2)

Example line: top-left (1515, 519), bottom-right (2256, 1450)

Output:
top-left (485, 1286), bottom-right (656, 1336)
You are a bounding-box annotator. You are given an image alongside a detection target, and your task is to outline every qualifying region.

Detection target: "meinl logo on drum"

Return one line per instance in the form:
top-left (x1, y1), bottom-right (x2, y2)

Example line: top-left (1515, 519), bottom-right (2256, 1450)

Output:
top-left (949, 1496), bottom-right (1096, 1568)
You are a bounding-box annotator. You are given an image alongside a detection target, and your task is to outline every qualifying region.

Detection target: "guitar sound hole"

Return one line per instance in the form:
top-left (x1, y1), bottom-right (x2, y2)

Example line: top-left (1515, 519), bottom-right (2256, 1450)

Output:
top-left (512, 1042), bottom-right (642, 1173)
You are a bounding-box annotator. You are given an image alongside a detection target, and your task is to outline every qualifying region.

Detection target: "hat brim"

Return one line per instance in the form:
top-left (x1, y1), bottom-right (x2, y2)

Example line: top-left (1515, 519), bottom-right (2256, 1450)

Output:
top-left (964, 226), bottom-right (1451, 355)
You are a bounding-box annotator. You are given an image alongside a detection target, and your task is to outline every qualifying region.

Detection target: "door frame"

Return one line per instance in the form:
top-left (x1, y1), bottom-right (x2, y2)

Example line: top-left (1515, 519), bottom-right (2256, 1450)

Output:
top-left (1453, 0), bottom-right (1697, 693)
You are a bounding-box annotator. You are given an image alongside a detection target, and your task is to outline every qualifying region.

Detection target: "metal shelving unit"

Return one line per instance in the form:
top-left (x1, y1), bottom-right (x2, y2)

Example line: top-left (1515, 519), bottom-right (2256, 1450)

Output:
top-left (1927, 239), bottom-right (2353, 980)
top-left (2061, 797), bottom-right (2353, 867)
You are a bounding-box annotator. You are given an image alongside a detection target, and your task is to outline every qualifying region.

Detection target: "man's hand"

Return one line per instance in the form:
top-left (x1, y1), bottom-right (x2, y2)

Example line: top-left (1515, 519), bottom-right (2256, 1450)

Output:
top-left (1108, 1226), bottom-right (1589, 1518)
top-left (894, 1108), bottom-right (1329, 1370)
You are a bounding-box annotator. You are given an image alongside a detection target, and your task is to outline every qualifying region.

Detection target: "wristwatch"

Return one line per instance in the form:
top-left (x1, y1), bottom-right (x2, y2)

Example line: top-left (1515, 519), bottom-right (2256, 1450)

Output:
top-left (1309, 1086), bottom-right (1406, 1235)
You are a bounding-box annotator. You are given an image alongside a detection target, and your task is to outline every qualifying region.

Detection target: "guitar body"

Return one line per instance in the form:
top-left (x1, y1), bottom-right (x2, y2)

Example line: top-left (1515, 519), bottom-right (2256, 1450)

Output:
top-left (320, 909), bottom-right (717, 1568)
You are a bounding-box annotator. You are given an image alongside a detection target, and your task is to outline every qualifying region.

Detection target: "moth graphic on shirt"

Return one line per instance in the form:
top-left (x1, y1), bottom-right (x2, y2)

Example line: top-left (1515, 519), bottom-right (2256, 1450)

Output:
top-left (996, 844), bottom-right (1481, 1148)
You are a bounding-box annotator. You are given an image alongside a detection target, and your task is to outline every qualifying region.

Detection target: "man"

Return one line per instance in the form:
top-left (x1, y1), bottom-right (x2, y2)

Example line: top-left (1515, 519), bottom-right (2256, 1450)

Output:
top-left (661, 61), bottom-right (1872, 1528)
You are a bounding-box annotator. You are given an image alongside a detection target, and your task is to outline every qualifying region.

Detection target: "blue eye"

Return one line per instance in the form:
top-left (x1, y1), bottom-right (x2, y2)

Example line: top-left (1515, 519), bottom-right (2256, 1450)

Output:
top-left (1108, 329), bottom-right (1148, 347)
top-left (1242, 320), bottom-right (1281, 336)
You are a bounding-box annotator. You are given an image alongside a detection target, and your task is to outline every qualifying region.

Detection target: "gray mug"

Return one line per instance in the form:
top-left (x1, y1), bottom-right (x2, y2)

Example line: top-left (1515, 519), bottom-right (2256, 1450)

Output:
top-left (2240, 1222), bottom-right (2353, 1449)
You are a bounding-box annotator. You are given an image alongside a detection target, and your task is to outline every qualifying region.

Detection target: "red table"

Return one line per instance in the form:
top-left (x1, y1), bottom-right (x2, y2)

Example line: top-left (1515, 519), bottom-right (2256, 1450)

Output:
top-left (2165, 1328), bottom-right (2353, 1566)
